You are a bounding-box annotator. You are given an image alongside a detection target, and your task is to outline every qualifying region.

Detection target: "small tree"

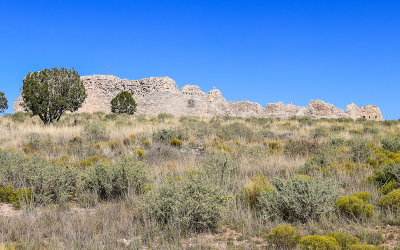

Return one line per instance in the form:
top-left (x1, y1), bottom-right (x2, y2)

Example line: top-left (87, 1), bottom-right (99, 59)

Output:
top-left (110, 91), bottom-right (137, 115)
top-left (21, 68), bottom-right (87, 124)
top-left (0, 91), bottom-right (8, 113)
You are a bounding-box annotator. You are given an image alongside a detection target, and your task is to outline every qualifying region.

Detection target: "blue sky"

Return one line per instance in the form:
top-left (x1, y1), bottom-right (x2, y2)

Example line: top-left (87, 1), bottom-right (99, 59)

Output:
top-left (1, 0), bottom-right (399, 119)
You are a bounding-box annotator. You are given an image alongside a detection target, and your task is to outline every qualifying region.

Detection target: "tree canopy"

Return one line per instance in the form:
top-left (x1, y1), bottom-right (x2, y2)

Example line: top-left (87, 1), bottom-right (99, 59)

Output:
top-left (0, 91), bottom-right (8, 113)
top-left (110, 91), bottom-right (137, 115)
top-left (21, 67), bottom-right (87, 124)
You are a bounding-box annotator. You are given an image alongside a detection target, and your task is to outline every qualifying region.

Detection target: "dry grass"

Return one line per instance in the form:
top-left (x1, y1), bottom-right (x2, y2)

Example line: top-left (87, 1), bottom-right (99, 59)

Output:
top-left (0, 113), bottom-right (399, 249)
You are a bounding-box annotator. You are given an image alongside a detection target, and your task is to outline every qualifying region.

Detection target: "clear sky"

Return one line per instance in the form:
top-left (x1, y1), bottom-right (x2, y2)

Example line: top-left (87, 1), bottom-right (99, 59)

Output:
top-left (1, 0), bottom-right (399, 119)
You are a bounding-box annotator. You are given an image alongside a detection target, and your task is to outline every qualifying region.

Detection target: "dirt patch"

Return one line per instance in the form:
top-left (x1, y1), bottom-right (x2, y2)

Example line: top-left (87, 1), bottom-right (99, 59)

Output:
top-left (0, 203), bottom-right (22, 217)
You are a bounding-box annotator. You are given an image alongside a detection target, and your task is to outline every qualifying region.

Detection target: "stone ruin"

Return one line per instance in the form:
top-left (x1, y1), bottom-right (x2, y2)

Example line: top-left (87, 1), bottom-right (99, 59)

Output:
top-left (13, 75), bottom-right (384, 120)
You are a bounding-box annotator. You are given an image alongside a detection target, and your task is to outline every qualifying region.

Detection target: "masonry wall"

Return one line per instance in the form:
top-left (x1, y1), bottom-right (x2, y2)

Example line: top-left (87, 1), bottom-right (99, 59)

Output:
top-left (13, 75), bottom-right (384, 120)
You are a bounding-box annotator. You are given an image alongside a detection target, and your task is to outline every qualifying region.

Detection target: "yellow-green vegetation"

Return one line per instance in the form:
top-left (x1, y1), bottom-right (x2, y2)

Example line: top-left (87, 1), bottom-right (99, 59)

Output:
top-left (299, 235), bottom-right (339, 250)
top-left (0, 185), bottom-right (31, 208)
top-left (134, 148), bottom-right (145, 159)
top-left (267, 141), bottom-right (283, 153)
top-left (238, 173), bottom-right (271, 209)
top-left (77, 155), bottom-right (109, 167)
top-left (169, 137), bottom-right (183, 147)
top-left (327, 232), bottom-right (359, 249)
top-left (213, 144), bottom-right (232, 152)
top-left (336, 192), bottom-right (374, 219)
top-left (348, 243), bottom-right (379, 250)
top-left (265, 225), bottom-right (301, 249)
top-left (0, 113), bottom-right (398, 248)
top-left (377, 188), bottom-right (400, 213)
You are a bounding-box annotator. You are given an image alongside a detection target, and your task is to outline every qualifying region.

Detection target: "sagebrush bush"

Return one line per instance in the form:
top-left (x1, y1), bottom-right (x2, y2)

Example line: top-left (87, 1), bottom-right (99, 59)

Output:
top-left (220, 122), bottom-right (254, 141)
top-left (259, 176), bottom-right (339, 222)
top-left (327, 232), bottom-right (359, 249)
top-left (80, 156), bottom-right (147, 202)
top-left (299, 235), bottom-right (339, 250)
top-left (157, 113), bottom-right (174, 120)
top-left (284, 139), bottom-right (319, 157)
top-left (237, 173), bottom-right (271, 209)
top-left (82, 122), bottom-right (109, 142)
top-left (311, 126), bottom-right (330, 139)
top-left (152, 128), bottom-right (188, 142)
top-left (336, 192), bottom-right (374, 219)
top-left (0, 150), bottom-right (78, 205)
top-left (377, 188), bottom-right (400, 213)
top-left (349, 137), bottom-right (373, 163)
top-left (203, 152), bottom-right (239, 190)
top-left (381, 135), bottom-right (400, 153)
top-left (143, 174), bottom-right (229, 234)
top-left (300, 148), bottom-right (334, 174)
top-left (265, 225), bottom-right (301, 249)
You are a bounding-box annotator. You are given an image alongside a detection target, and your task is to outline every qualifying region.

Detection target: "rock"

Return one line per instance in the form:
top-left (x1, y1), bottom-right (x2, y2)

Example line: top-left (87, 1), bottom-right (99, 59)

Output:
top-left (13, 75), bottom-right (384, 120)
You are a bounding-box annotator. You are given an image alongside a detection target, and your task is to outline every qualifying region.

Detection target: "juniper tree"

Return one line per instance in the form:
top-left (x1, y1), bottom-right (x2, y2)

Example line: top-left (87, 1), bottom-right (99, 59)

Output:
top-left (110, 91), bottom-right (137, 115)
top-left (21, 68), bottom-right (87, 124)
top-left (0, 91), bottom-right (8, 113)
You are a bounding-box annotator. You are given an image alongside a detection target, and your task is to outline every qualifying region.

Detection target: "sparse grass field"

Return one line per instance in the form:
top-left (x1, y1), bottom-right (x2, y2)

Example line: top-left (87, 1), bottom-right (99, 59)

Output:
top-left (0, 112), bottom-right (400, 249)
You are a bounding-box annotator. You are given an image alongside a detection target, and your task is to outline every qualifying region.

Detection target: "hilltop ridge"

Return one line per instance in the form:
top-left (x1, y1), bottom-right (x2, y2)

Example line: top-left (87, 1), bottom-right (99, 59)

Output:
top-left (14, 75), bottom-right (383, 120)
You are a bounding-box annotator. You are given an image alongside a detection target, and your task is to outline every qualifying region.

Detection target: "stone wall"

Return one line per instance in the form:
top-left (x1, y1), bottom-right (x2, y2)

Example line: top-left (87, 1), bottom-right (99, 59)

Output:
top-left (13, 75), bottom-right (384, 120)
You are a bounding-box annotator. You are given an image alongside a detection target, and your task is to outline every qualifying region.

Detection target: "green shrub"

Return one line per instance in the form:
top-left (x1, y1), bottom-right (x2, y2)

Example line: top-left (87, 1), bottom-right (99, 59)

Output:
top-left (327, 232), bottom-right (359, 249)
top-left (377, 188), bottom-right (400, 213)
top-left (157, 113), bottom-right (174, 120)
top-left (355, 229), bottom-right (384, 246)
top-left (363, 126), bottom-right (379, 135)
top-left (220, 122), bottom-right (254, 141)
top-left (0, 150), bottom-right (78, 205)
top-left (299, 235), bottom-right (339, 250)
top-left (348, 244), bottom-right (379, 250)
top-left (259, 176), bottom-right (339, 222)
top-left (381, 135), bottom-right (400, 153)
top-left (27, 133), bottom-right (53, 151)
top-left (336, 192), bottom-right (374, 219)
top-left (265, 225), bottom-right (301, 249)
top-left (311, 126), bottom-right (330, 139)
top-left (143, 174), bottom-right (229, 234)
top-left (82, 122), bottom-right (109, 142)
top-left (349, 137), bottom-right (373, 163)
top-left (300, 148), bottom-right (334, 174)
top-left (152, 128), bottom-right (188, 142)
top-left (7, 112), bottom-right (27, 122)
top-left (237, 173), bottom-right (271, 209)
top-left (0, 185), bottom-right (32, 208)
top-left (372, 163), bottom-right (400, 187)
top-left (203, 152), bottom-right (239, 190)
top-left (284, 139), bottom-right (319, 157)
top-left (379, 180), bottom-right (399, 195)
top-left (110, 91), bottom-right (137, 115)
top-left (80, 156), bottom-right (147, 201)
